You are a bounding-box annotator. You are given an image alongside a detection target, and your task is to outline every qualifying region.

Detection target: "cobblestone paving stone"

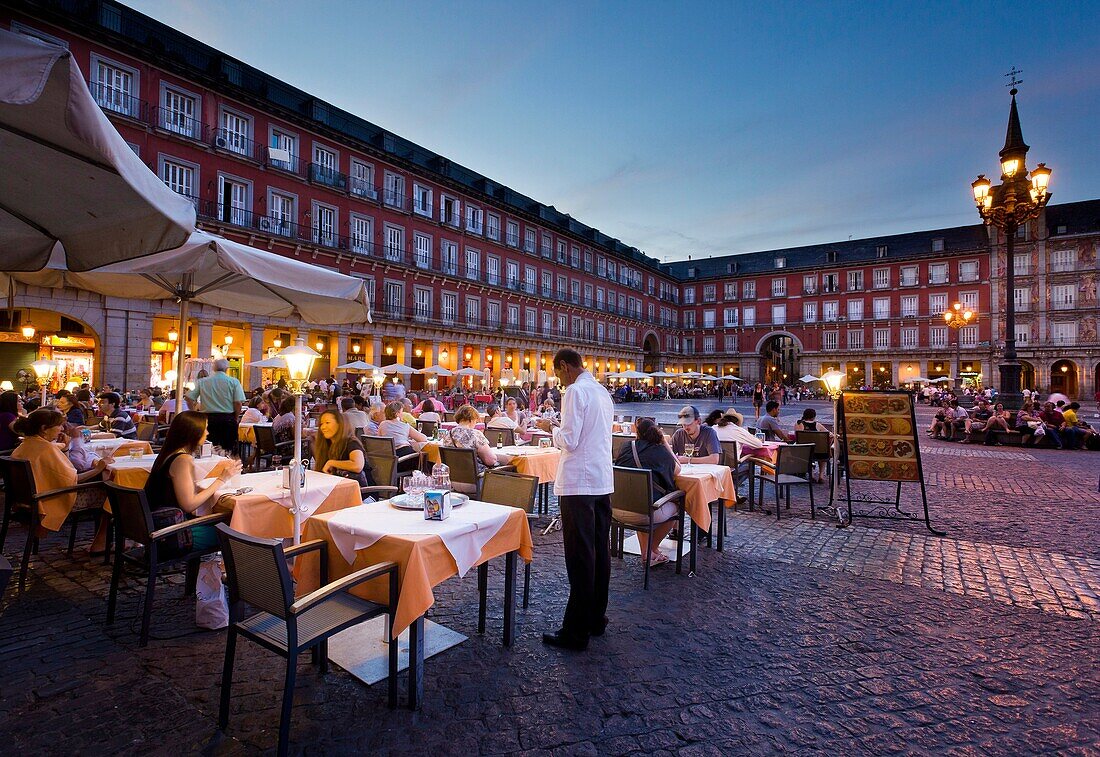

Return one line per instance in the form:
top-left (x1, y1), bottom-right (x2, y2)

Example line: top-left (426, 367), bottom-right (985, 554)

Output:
top-left (1, 405), bottom-right (1099, 755)
top-left (920, 446), bottom-right (1038, 461)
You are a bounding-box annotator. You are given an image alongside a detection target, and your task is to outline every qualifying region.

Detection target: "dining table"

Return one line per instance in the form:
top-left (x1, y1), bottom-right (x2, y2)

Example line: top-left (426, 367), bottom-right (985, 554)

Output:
top-left (105, 453), bottom-right (232, 489)
top-left (674, 462), bottom-right (738, 552)
top-left (298, 497), bottom-right (533, 709)
top-left (212, 469), bottom-right (363, 539)
top-left (494, 445), bottom-right (560, 514)
top-left (87, 436), bottom-right (153, 458)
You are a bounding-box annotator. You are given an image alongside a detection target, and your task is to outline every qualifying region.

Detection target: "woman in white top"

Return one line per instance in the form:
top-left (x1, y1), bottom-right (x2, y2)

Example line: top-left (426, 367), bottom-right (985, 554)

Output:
top-left (239, 396), bottom-right (267, 424)
top-left (415, 398), bottom-right (441, 424)
top-left (377, 400), bottom-right (428, 454)
top-left (502, 397), bottom-right (527, 430)
top-left (705, 408), bottom-right (764, 451)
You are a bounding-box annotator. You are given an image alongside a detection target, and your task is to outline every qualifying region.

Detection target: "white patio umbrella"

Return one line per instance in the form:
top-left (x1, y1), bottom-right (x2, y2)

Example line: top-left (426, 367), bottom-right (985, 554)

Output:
top-left (617, 370), bottom-right (651, 380)
top-left (649, 371), bottom-right (676, 378)
top-left (698, 374), bottom-right (719, 382)
top-left (0, 29), bottom-right (194, 272)
top-left (382, 363), bottom-right (416, 375)
top-left (416, 364), bottom-right (454, 376)
top-left (720, 374), bottom-right (742, 381)
top-left (907, 376), bottom-right (932, 383)
top-left (336, 360), bottom-right (380, 372)
top-left (930, 377), bottom-right (951, 383)
top-left (454, 367), bottom-right (486, 377)
top-left (248, 356), bottom-right (287, 369)
top-left (799, 374), bottom-right (822, 383)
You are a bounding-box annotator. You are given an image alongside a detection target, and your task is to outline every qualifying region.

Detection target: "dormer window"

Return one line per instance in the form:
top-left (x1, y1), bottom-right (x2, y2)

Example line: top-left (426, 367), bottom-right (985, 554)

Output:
top-left (774, 257), bottom-right (786, 269)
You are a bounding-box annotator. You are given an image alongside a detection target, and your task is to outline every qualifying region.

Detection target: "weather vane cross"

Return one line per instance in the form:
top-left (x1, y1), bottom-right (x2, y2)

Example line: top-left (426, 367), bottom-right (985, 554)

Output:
top-left (1005, 66), bottom-right (1024, 88)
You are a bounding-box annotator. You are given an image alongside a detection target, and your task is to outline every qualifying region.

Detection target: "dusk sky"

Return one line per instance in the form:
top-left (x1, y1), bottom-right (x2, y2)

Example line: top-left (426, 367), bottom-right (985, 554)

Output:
top-left (126, 0), bottom-right (1100, 263)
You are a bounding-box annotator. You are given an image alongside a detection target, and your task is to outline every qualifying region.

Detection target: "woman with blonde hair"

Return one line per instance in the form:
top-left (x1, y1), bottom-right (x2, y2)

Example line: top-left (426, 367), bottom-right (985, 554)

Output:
top-left (312, 407), bottom-right (368, 486)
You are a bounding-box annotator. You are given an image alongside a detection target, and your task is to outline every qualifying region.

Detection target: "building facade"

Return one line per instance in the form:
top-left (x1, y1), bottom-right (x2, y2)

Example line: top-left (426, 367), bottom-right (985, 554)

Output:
top-left (2, 1), bottom-right (1098, 399)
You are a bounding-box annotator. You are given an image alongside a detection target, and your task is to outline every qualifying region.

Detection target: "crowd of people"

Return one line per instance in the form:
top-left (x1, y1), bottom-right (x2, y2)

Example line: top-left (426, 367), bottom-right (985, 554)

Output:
top-left (926, 394), bottom-right (1098, 450)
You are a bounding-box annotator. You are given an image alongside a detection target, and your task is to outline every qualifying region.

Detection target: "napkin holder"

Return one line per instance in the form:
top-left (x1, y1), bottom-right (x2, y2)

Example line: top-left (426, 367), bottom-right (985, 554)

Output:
top-left (424, 489), bottom-right (451, 521)
top-left (281, 466), bottom-right (306, 490)
top-left (197, 442), bottom-right (213, 459)
top-left (538, 436), bottom-right (552, 449)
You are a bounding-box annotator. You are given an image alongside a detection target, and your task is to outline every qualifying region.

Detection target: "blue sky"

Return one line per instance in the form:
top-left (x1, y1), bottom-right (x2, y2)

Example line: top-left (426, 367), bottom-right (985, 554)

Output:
top-left (126, 0), bottom-right (1100, 263)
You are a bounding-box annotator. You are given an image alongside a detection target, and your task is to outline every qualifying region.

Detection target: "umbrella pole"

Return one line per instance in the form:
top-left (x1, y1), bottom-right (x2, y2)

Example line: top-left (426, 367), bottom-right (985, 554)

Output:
top-left (173, 295), bottom-right (189, 421)
top-left (290, 391), bottom-right (304, 545)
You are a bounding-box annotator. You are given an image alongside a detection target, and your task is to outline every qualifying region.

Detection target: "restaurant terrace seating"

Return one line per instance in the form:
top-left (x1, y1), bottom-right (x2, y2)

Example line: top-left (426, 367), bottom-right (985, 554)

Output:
top-left (480, 469), bottom-right (539, 608)
top-left (751, 443), bottom-right (816, 520)
top-left (609, 466), bottom-right (688, 590)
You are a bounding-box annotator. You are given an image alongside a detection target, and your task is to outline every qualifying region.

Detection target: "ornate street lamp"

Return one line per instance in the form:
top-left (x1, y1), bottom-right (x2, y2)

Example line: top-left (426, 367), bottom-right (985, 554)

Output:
top-left (821, 369), bottom-right (845, 512)
top-left (277, 338), bottom-right (319, 544)
top-left (30, 358), bottom-right (57, 406)
top-left (970, 84), bottom-right (1051, 408)
top-left (943, 303), bottom-right (975, 391)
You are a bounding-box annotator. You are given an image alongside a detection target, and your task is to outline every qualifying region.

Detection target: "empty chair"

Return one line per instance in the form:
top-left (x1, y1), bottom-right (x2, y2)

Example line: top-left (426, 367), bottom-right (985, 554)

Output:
top-left (483, 427), bottom-right (516, 448)
top-left (609, 466), bottom-right (689, 589)
top-left (752, 443), bottom-right (815, 520)
top-left (480, 469), bottom-right (538, 608)
top-left (366, 453), bottom-right (408, 491)
top-left (253, 424), bottom-right (292, 471)
top-left (135, 420), bottom-right (158, 444)
top-left (104, 482), bottom-right (229, 645)
top-left (216, 524), bottom-right (399, 756)
top-left (658, 422), bottom-right (679, 438)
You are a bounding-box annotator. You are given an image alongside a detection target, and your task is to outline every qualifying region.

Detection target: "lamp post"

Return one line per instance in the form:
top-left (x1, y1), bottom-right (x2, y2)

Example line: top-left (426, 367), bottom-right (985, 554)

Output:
top-left (277, 338), bottom-right (319, 545)
top-left (943, 303), bottom-right (975, 391)
top-left (30, 358), bottom-right (57, 406)
top-left (821, 369), bottom-right (845, 515)
top-left (970, 84), bottom-right (1051, 409)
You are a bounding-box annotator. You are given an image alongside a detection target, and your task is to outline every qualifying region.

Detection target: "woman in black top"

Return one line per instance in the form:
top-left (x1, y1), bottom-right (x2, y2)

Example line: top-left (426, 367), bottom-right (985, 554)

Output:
top-left (313, 408), bottom-right (369, 486)
top-left (145, 411), bottom-right (242, 551)
top-left (55, 391), bottom-right (85, 426)
top-left (613, 418), bottom-right (682, 566)
top-left (752, 382), bottom-right (765, 421)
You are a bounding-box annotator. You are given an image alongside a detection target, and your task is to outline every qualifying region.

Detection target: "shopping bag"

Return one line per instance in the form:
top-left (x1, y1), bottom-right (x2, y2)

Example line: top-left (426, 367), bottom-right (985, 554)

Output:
top-left (195, 557), bottom-right (229, 629)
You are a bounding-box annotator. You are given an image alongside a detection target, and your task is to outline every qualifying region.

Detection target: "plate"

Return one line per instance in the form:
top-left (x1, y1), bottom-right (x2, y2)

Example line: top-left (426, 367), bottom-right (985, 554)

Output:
top-left (389, 492), bottom-right (469, 510)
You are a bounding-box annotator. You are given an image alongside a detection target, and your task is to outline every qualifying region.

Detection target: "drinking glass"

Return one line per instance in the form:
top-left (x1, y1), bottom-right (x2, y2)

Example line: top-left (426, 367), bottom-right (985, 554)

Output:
top-left (272, 454), bottom-right (283, 472)
top-left (684, 443), bottom-right (695, 459)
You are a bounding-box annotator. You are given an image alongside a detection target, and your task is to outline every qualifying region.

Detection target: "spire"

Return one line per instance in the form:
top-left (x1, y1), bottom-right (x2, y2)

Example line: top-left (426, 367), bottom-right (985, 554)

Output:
top-left (999, 88), bottom-right (1029, 161)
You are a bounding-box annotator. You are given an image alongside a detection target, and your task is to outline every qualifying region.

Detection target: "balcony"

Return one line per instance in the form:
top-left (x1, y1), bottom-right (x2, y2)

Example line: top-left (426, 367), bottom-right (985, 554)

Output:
top-left (212, 128), bottom-right (264, 162)
top-left (928, 275), bottom-right (949, 285)
top-left (506, 233), bottom-right (520, 247)
top-left (90, 82), bottom-right (147, 121)
top-left (900, 277), bottom-right (919, 287)
top-left (413, 202), bottom-right (434, 220)
top-left (152, 105), bottom-right (208, 142)
top-left (267, 149), bottom-right (306, 177)
top-left (349, 178), bottom-right (379, 201)
top-left (441, 212), bottom-right (461, 228)
top-left (310, 163), bottom-right (348, 191)
top-left (383, 190), bottom-right (407, 211)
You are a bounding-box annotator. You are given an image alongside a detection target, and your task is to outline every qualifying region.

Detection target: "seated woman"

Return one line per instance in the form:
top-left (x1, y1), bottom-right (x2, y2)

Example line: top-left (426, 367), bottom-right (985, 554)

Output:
top-left (144, 411), bottom-right (243, 552)
top-left (55, 391), bottom-right (86, 426)
top-left (0, 389), bottom-right (24, 451)
top-left (502, 397), bottom-right (528, 430)
top-left (415, 398), bottom-right (441, 424)
top-left (313, 408), bottom-right (368, 486)
top-left (794, 408), bottom-right (833, 483)
top-left (1014, 401), bottom-right (1040, 445)
top-left (982, 402), bottom-right (1013, 445)
top-left (136, 389), bottom-right (156, 412)
top-left (378, 401), bottom-right (429, 471)
top-left (156, 390), bottom-right (190, 424)
top-left (239, 396), bottom-right (267, 425)
top-left (613, 418), bottom-right (682, 567)
top-left (11, 409), bottom-right (110, 549)
top-left (449, 404), bottom-right (499, 474)
top-left (271, 396), bottom-right (299, 445)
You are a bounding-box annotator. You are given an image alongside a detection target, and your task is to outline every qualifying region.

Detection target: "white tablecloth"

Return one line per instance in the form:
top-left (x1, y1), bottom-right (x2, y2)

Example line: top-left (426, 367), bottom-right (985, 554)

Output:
top-left (323, 499), bottom-right (513, 576)
top-left (217, 469), bottom-right (341, 519)
top-left (677, 463), bottom-right (729, 485)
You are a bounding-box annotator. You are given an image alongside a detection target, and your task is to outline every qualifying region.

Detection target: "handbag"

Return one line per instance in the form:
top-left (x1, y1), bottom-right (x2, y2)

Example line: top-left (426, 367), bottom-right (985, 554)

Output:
top-left (150, 507), bottom-right (193, 558)
top-left (195, 556), bottom-right (229, 630)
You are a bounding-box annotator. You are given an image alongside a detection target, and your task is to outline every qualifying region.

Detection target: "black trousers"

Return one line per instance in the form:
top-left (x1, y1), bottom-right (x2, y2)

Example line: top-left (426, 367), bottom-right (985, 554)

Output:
top-left (558, 494), bottom-right (612, 638)
top-left (205, 412), bottom-right (238, 453)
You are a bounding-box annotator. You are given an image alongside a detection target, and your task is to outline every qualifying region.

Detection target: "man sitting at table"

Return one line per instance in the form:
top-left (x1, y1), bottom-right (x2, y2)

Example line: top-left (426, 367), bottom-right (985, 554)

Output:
top-left (757, 401), bottom-right (794, 442)
top-left (86, 392), bottom-right (137, 439)
top-left (669, 406), bottom-right (721, 464)
top-left (485, 402), bottom-right (517, 430)
top-left (340, 396), bottom-right (370, 433)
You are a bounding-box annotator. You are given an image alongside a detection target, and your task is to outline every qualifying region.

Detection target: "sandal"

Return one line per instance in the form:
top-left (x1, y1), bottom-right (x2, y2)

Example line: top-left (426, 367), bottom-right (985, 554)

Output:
top-left (647, 552), bottom-right (670, 567)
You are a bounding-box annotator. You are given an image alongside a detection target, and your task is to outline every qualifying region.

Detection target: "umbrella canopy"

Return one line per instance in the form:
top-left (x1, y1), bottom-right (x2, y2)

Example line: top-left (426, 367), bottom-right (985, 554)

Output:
top-left (698, 374), bottom-right (719, 382)
top-left (382, 363), bottom-right (416, 375)
top-left (680, 371), bottom-right (704, 379)
top-left (930, 377), bottom-right (951, 383)
top-left (416, 365), bottom-right (453, 376)
top-left (337, 360), bottom-right (380, 372)
top-left (247, 356), bottom-right (287, 369)
top-left (648, 371), bottom-right (676, 378)
top-left (454, 367), bottom-right (486, 377)
top-left (719, 374), bottom-right (741, 381)
top-left (799, 374), bottom-right (822, 383)
top-left (0, 29), bottom-right (195, 272)
top-left (616, 370), bottom-right (651, 380)
top-left (905, 376), bottom-right (932, 383)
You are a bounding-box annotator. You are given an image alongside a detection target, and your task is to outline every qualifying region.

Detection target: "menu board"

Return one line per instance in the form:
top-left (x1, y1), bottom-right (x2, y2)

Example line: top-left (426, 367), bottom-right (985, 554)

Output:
top-left (839, 391), bottom-right (920, 482)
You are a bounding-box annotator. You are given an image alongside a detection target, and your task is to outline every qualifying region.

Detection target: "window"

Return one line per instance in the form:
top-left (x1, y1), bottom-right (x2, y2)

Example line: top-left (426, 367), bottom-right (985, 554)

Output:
top-left (607, 261), bottom-right (618, 282)
top-left (683, 287), bottom-right (695, 305)
top-left (1051, 284), bottom-right (1076, 309)
top-left (270, 128), bottom-right (298, 172)
top-left (723, 307), bottom-right (739, 327)
top-left (462, 248), bottom-right (480, 281)
top-left (1050, 249), bottom-right (1077, 272)
top-left (91, 56), bottom-right (137, 116)
top-left (312, 203), bottom-right (337, 247)
top-left (743, 281), bottom-right (756, 299)
top-left (441, 292), bottom-right (457, 325)
top-left (929, 263), bottom-right (948, 284)
top-left (724, 282), bottom-right (738, 300)
top-left (847, 330), bottom-right (864, 350)
top-left (823, 331), bottom-right (839, 351)
top-left (349, 159), bottom-right (376, 199)
top-left (900, 295), bottom-right (918, 317)
top-left (505, 220), bottom-right (519, 247)
top-left (1013, 287), bottom-right (1030, 312)
top-left (901, 327), bottom-right (918, 348)
top-left (268, 191), bottom-right (296, 238)
top-left (960, 291), bottom-right (978, 311)
top-left (703, 336), bottom-right (716, 353)
top-left (525, 307), bottom-right (537, 332)
top-left (539, 235), bottom-right (552, 259)
top-left (1015, 225), bottom-right (1029, 241)
top-left (586, 252), bottom-right (594, 273)
top-left (413, 184), bottom-right (433, 217)
top-left (873, 298), bottom-right (890, 319)
top-left (743, 306), bottom-right (755, 326)
top-left (349, 214), bottom-right (372, 254)
top-left (414, 287), bottom-right (432, 322)
top-left (383, 224), bottom-right (404, 262)
top-left (1013, 253), bottom-right (1030, 276)
top-left (702, 310), bottom-right (716, 328)
top-left (876, 245), bottom-right (889, 258)
top-left (847, 299), bottom-right (863, 320)
top-left (383, 281), bottom-right (403, 316)
top-left (703, 284), bottom-right (716, 303)
top-left (441, 195), bottom-right (460, 227)
top-left (823, 301), bottom-right (839, 322)
top-left (960, 325), bottom-right (978, 347)
top-left (774, 257), bottom-right (786, 269)
top-left (931, 238), bottom-right (945, 252)
top-left (413, 232), bottom-right (432, 269)
top-left (595, 287), bottom-right (605, 309)
top-left (557, 313), bottom-right (567, 335)
top-left (683, 337), bottom-right (695, 354)
top-left (159, 157), bottom-right (195, 204)
top-left (597, 256), bottom-right (607, 277)
top-left (847, 270), bottom-right (864, 291)
top-left (1014, 325), bottom-right (1030, 345)
top-left (683, 311), bottom-right (696, 329)
top-left (465, 205), bottom-right (483, 234)
top-left (524, 228), bottom-right (537, 253)
top-left (219, 109), bottom-right (251, 156)
top-left (487, 302), bottom-right (501, 328)
top-left (803, 302), bottom-right (817, 323)
top-left (465, 296), bottom-right (480, 325)
top-left (312, 144), bottom-right (341, 187)
top-left (1050, 321), bottom-right (1077, 345)
top-left (160, 85), bottom-right (199, 138)
top-left (507, 305), bottom-right (519, 329)
top-left (900, 266), bottom-right (918, 286)
top-left (771, 304), bottom-right (786, 324)
top-left (486, 255), bottom-right (500, 286)
top-left (570, 245), bottom-right (580, 268)
top-left (822, 273), bottom-right (839, 293)
top-left (542, 272), bottom-right (553, 297)
top-left (802, 275), bottom-right (817, 294)
top-left (526, 265), bottom-right (538, 294)
top-left (929, 293), bottom-right (947, 314)
top-left (826, 251), bottom-right (838, 264)
top-left (543, 311), bottom-right (553, 335)
top-left (440, 240), bottom-right (458, 275)
top-left (959, 260), bottom-right (979, 282)
top-left (570, 280), bottom-right (580, 304)
top-left (216, 174), bottom-right (249, 226)
top-left (383, 172), bottom-right (405, 210)
top-left (556, 275), bottom-right (567, 299)
top-left (873, 268), bottom-right (890, 289)
top-left (873, 328), bottom-right (890, 349)
top-left (724, 334), bottom-right (739, 352)
top-left (771, 279), bottom-right (786, 297)
top-left (486, 213), bottom-right (501, 241)
top-left (930, 326), bottom-right (948, 348)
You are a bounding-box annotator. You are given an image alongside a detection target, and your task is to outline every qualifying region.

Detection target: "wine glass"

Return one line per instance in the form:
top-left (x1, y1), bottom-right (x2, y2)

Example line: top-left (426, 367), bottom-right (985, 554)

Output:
top-left (684, 443), bottom-right (695, 460)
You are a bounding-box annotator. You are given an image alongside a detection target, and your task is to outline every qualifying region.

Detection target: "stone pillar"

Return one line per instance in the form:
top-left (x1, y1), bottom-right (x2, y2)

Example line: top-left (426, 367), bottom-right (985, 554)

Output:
top-left (402, 339), bottom-right (413, 366)
top-left (332, 331), bottom-right (349, 377)
top-left (431, 342), bottom-right (440, 367)
top-left (103, 304), bottom-right (154, 391)
top-left (245, 325), bottom-right (266, 389)
top-left (372, 337), bottom-right (383, 366)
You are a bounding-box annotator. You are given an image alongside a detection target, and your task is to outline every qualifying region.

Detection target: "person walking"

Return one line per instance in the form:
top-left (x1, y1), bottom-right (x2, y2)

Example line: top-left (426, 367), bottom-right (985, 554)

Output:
top-left (536, 348), bottom-right (613, 651)
top-left (187, 358), bottom-right (245, 452)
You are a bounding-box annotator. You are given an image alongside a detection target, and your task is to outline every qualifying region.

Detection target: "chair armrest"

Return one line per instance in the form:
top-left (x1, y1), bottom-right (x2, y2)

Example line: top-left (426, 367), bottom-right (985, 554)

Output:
top-left (35, 480), bottom-right (106, 500)
top-left (744, 456), bottom-right (775, 471)
top-left (482, 464), bottom-right (516, 477)
top-left (290, 560), bottom-right (398, 614)
top-left (652, 489), bottom-right (685, 509)
top-left (361, 485), bottom-right (399, 498)
top-left (284, 538), bottom-right (326, 560)
top-left (150, 511), bottom-right (230, 540)
top-left (396, 452), bottom-right (421, 466)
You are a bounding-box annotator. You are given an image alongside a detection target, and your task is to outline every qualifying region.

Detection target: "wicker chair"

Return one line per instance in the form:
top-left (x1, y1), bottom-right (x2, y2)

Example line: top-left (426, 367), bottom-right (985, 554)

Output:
top-left (216, 524), bottom-right (399, 756)
top-left (609, 466), bottom-right (689, 589)
top-left (483, 427), bottom-right (516, 448)
top-left (104, 481), bottom-right (230, 645)
top-left (0, 456), bottom-right (106, 591)
top-left (751, 443), bottom-right (816, 520)
top-left (480, 470), bottom-right (538, 608)
top-left (437, 446), bottom-right (514, 498)
top-left (253, 424), bottom-right (293, 471)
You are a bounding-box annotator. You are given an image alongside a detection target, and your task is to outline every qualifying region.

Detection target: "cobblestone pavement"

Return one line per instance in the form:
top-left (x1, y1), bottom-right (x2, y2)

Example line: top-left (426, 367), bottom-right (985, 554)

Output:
top-left (2, 428), bottom-right (1099, 755)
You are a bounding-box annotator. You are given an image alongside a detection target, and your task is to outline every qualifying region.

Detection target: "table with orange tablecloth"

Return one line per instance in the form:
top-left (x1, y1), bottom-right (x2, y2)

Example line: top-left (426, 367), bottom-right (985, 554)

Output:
top-left (213, 469), bottom-right (363, 538)
top-left (238, 423), bottom-right (272, 444)
top-left (105, 454), bottom-right (233, 490)
top-left (674, 463), bottom-right (737, 533)
top-left (87, 438), bottom-right (153, 459)
top-left (493, 446), bottom-right (560, 485)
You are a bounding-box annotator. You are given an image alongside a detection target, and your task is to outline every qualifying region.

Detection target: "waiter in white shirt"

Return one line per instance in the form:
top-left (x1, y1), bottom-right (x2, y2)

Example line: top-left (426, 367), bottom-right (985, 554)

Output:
top-left (536, 348), bottom-right (613, 651)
